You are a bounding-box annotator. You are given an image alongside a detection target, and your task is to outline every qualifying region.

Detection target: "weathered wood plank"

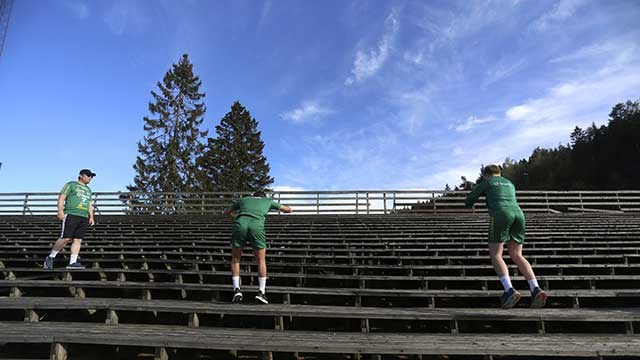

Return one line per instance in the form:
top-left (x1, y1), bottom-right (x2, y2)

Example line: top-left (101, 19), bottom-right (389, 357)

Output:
top-left (1, 321), bottom-right (639, 356)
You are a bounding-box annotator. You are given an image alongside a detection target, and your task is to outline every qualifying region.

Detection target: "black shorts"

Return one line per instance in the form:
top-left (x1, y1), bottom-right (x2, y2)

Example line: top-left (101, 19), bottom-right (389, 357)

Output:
top-left (60, 214), bottom-right (89, 239)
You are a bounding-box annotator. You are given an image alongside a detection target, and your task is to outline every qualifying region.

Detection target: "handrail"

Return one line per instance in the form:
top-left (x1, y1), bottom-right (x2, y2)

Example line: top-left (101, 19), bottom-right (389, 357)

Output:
top-left (0, 190), bottom-right (638, 215)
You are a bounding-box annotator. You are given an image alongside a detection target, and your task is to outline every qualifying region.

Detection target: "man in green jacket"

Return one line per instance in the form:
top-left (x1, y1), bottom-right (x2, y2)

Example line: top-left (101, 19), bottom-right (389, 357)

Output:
top-left (43, 169), bottom-right (96, 270)
top-left (224, 191), bottom-right (292, 304)
top-left (466, 165), bottom-right (548, 309)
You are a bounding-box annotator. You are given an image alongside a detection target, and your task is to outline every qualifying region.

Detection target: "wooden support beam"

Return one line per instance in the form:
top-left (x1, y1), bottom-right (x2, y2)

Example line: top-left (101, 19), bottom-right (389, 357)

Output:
top-left (154, 347), bottom-right (168, 360)
top-left (24, 308), bottom-right (39, 322)
top-left (275, 316), bottom-right (284, 331)
top-left (450, 319), bottom-right (459, 334)
top-left (50, 343), bottom-right (68, 360)
top-left (360, 319), bottom-right (370, 333)
top-left (188, 313), bottom-right (199, 328)
top-left (93, 262), bottom-right (108, 281)
top-left (106, 309), bottom-right (119, 325)
top-left (176, 274), bottom-right (187, 299)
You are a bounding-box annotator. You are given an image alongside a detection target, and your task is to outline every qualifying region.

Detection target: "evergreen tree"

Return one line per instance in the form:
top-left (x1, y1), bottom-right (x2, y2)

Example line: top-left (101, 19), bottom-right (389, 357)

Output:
top-left (127, 54), bottom-right (207, 212)
top-left (198, 101), bottom-right (274, 192)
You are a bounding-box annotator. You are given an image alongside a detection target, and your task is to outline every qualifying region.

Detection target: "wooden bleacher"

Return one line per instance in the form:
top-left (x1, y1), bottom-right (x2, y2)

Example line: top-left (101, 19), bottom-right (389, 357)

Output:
top-left (1, 213), bottom-right (640, 359)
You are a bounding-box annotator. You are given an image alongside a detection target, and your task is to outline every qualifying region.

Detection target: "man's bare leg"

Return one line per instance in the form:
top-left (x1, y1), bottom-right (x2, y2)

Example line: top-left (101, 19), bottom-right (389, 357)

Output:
top-left (254, 248), bottom-right (269, 303)
top-left (69, 239), bottom-right (82, 265)
top-left (44, 238), bottom-right (71, 269)
top-left (230, 248), bottom-right (243, 302)
top-left (489, 242), bottom-right (520, 308)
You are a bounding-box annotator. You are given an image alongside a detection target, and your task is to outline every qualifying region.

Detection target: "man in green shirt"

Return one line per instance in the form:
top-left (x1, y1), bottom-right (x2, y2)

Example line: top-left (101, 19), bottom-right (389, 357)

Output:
top-left (224, 191), bottom-right (292, 304)
top-left (466, 165), bottom-right (548, 309)
top-left (43, 169), bottom-right (96, 270)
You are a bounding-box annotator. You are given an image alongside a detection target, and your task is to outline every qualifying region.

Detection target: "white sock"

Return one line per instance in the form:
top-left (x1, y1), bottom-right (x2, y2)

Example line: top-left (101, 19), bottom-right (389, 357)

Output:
top-left (528, 279), bottom-right (539, 292)
top-left (499, 276), bottom-right (513, 291)
top-left (70, 254), bottom-right (78, 264)
top-left (258, 277), bottom-right (267, 293)
top-left (49, 250), bottom-right (59, 258)
top-left (232, 276), bottom-right (240, 290)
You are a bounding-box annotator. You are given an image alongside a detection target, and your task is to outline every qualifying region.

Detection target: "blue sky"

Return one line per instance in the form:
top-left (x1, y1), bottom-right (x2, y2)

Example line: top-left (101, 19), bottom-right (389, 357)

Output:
top-left (0, 0), bottom-right (639, 192)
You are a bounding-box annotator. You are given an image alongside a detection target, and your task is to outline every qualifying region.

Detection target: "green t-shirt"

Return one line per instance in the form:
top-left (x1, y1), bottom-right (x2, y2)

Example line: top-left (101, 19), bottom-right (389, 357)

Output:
top-left (230, 197), bottom-right (282, 222)
top-left (465, 176), bottom-right (520, 213)
top-left (60, 181), bottom-right (93, 218)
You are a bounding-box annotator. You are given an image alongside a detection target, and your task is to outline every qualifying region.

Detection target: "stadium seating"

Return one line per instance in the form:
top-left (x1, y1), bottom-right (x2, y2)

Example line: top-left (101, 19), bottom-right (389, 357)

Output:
top-left (1, 213), bottom-right (639, 359)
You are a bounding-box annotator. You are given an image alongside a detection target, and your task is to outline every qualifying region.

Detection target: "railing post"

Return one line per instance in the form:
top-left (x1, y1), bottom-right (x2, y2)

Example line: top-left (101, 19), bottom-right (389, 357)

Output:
top-left (616, 191), bottom-right (621, 211)
top-left (579, 192), bottom-right (584, 212)
top-left (22, 194), bottom-right (31, 215)
top-left (432, 192), bottom-right (436, 213)
top-left (355, 192), bottom-right (359, 215)
top-left (545, 192), bottom-right (550, 213)
top-left (392, 192), bottom-right (396, 213)
top-left (316, 193), bottom-right (320, 215)
top-left (93, 194), bottom-right (101, 216)
top-left (383, 192), bottom-right (387, 214)
top-left (366, 192), bottom-right (370, 215)
top-left (278, 192), bottom-right (282, 214)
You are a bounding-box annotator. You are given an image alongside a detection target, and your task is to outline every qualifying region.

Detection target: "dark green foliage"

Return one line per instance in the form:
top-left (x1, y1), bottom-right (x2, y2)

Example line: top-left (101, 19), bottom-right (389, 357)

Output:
top-left (499, 100), bottom-right (640, 190)
top-left (126, 54), bottom-right (208, 213)
top-left (198, 101), bottom-right (274, 192)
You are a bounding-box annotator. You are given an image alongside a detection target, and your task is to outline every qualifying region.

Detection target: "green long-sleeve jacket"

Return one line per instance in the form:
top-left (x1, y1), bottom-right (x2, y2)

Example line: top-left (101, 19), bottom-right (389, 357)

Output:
top-left (465, 176), bottom-right (520, 213)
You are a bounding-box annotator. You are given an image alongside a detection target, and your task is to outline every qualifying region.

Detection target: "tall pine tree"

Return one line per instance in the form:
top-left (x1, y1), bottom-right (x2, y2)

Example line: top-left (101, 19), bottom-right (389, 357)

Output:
top-left (127, 54), bottom-right (207, 212)
top-left (198, 101), bottom-right (273, 192)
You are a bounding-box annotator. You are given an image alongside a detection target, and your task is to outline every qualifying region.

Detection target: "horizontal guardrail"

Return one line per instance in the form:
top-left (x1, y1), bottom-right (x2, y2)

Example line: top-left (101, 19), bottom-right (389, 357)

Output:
top-left (0, 190), bottom-right (638, 215)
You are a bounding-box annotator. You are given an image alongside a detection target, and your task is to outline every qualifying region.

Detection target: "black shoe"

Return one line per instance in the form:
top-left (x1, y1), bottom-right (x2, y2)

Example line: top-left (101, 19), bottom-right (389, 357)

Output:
top-left (43, 256), bottom-right (54, 270)
top-left (255, 290), bottom-right (268, 304)
top-left (500, 288), bottom-right (521, 309)
top-left (66, 262), bottom-right (85, 270)
top-left (531, 287), bottom-right (549, 308)
top-left (232, 288), bottom-right (243, 303)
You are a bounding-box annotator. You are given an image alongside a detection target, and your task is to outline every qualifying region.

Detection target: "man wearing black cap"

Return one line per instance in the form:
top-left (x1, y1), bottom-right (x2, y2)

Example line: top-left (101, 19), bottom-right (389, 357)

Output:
top-left (43, 169), bottom-right (96, 270)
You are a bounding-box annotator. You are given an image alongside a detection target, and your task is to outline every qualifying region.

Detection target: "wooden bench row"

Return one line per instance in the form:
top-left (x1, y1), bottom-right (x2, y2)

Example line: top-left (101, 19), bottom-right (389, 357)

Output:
top-left (1, 321), bottom-right (639, 357)
top-left (4, 257), bottom-right (640, 277)
top-left (2, 267), bottom-right (638, 291)
top-left (2, 279), bottom-right (640, 308)
top-left (1, 296), bottom-right (638, 335)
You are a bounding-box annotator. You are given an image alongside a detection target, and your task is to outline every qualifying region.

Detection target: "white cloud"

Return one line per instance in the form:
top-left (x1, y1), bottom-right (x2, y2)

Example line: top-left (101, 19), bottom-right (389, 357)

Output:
top-left (483, 59), bottom-right (526, 87)
top-left (280, 101), bottom-right (334, 124)
top-left (551, 39), bottom-right (639, 63)
top-left (531, 0), bottom-right (585, 32)
top-left (452, 116), bottom-right (497, 132)
top-left (345, 10), bottom-right (399, 85)
top-left (506, 68), bottom-right (640, 124)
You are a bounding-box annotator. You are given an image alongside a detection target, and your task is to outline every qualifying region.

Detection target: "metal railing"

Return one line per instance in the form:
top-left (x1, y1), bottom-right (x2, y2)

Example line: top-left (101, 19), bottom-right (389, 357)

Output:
top-left (0, 190), bottom-right (639, 215)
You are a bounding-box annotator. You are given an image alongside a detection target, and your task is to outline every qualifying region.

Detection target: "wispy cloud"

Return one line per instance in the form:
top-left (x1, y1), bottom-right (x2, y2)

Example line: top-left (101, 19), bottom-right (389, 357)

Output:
top-left (280, 101), bottom-right (334, 124)
top-left (506, 66), bottom-right (640, 125)
top-left (345, 10), bottom-right (399, 85)
top-left (483, 59), bottom-right (526, 87)
top-left (451, 116), bottom-right (497, 132)
top-left (551, 39), bottom-right (637, 63)
top-left (530, 0), bottom-right (585, 32)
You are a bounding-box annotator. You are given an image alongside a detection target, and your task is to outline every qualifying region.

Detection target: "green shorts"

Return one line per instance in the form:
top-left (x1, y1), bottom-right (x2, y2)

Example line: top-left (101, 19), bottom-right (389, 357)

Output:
top-left (231, 216), bottom-right (266, 249)
top-left (489, 208), bottom-right (525, 244)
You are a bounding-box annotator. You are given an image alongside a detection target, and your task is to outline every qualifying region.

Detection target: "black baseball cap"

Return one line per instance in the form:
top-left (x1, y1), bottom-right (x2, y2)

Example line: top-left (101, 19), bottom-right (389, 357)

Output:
top-left (79, 169), bottom-right (96, 177)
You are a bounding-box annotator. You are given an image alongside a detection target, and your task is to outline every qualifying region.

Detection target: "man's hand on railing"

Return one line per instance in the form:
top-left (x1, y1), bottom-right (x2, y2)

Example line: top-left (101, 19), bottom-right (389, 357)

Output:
top-left (279, 205), bottom-right (293, 214)
top-left (223, 208), bottom-right (238, 219)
